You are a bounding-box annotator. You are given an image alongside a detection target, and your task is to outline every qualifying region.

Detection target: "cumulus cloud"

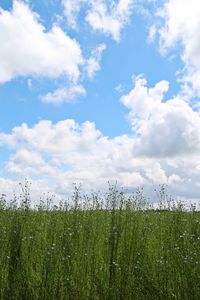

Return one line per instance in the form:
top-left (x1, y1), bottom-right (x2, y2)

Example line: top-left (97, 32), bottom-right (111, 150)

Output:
top-left (62, 0), bottom-right (135, 42)
top-left (1, 1), bottom-right (200, 204)
top-left (1, 112), bottom-right (200, 201)
top-left (0, 119), bottom-right (165, 197)
top-left (121, 75), bottom-right (169, 121)
top-left (150, 0), bottom-right (200, 98)
top-left (85, 44), bottom-right (106, 79)
top-left (121, 75), bottom-right (200, 157)
top-left (0, 0), bottom-right (83, 83)
top-left (41, 84), bottom-right (86, 104)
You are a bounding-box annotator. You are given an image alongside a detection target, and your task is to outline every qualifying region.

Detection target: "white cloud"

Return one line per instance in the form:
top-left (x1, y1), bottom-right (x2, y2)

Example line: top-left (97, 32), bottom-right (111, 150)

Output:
top-left (121, 76), bottom-right (200, 157)
top-left (1, 111), bottom-right (200, 201)
top-left (86, 0), bottom-right (135, 42)
top-left (150, 0), bottom-right (200, 98)
top-left (62, 0), bottom-right (83, 29)
top-left (41, 84), bottom-right (86, 104)
top-left (62, 0), bottom-right (135, 42)
top-left (1, 1), bottom-right (200, 203)
top-left (85, 44), bottom-right (106, 78)
top-left (0, 119), bottom-right (151, 197)
top-left (0, 0), bottom-right (83, 83)
top-left (121, 75), bottom-right (169, 120)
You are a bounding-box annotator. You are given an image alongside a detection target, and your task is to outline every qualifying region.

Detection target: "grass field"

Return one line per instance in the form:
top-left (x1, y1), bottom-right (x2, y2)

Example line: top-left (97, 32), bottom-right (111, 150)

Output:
top-left (0, 185), bottom-right (200, 299)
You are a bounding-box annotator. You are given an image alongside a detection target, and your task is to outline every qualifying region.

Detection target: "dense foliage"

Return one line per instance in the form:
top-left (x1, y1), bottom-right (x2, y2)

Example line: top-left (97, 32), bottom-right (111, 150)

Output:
top-left (0, 185), bottom-right (200, 299)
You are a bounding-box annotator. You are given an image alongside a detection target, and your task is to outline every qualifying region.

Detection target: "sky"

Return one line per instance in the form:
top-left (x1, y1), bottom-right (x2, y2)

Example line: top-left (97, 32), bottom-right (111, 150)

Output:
top-left (0, 0), bottom-right (200, 204)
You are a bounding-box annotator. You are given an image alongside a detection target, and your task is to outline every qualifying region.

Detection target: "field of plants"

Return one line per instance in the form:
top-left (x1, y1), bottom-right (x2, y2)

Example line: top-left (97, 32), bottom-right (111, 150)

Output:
top-left (0, 185), bottom-right (200, 299)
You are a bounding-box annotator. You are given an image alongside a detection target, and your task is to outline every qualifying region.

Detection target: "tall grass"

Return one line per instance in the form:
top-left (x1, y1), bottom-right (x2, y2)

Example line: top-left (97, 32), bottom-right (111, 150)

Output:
top-left (0, 184), bottom-right (200, 299)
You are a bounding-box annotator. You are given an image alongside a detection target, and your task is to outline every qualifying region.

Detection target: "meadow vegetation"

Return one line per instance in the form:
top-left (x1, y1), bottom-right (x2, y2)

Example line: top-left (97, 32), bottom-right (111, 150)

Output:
top-left (0, 183), bottom-right (200, 299)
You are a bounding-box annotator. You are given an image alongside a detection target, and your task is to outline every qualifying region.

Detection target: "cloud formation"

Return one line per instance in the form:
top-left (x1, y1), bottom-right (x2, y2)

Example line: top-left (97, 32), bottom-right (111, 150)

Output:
top-left (1, 0), bottom-right (200, 205)
top-left (41, 85), bottom-right (86, 104)
top-left (150, 0), bottom-right (200, 98)
top-left (0, 1), bottom-right (108, 105)
top-left (0, 118), bottom-right (162, 196)
top-left (121, 76), bottom-right (200, 157)
top-left (1, 74), bottom-right (200, 202)
top-left (85, 44), bottom-right (106, 79)
top-left (63, 0), bottom-right (135, 41)
top-left (0, 0), bottom-right (83, 83)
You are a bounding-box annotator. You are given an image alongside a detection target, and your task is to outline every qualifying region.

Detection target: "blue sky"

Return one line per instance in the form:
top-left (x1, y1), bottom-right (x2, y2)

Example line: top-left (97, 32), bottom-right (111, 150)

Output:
top-left (0, 0), bottom-right (200, 203)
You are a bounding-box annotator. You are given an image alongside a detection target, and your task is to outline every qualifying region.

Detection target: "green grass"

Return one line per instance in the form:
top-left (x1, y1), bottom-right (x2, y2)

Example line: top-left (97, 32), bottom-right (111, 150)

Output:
top-left (0, 185), bottom-right (200, 299)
